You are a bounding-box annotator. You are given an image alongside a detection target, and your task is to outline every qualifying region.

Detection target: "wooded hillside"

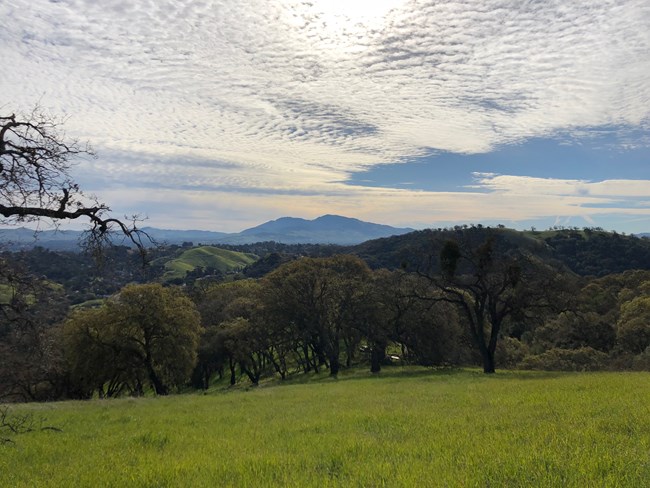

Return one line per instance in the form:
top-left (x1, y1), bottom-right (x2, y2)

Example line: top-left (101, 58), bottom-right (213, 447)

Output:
top-left (1, 225), bottom-right (649, 401)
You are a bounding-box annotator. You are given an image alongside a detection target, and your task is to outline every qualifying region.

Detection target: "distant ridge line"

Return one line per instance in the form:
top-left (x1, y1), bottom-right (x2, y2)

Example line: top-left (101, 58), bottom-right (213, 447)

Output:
top-left (0, 215), bottom-right (415, 249)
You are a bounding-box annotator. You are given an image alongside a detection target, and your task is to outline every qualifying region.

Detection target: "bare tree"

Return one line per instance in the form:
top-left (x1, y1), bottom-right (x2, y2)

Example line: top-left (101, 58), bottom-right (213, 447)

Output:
top-left (0, 108), bottom-right (148, 254)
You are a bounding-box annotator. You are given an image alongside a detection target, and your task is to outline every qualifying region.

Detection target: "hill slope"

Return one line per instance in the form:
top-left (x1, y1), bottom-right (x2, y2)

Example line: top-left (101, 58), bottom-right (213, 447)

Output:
top-left (346, 227), bottom-right (650, 276)
top-left (160, 246), bottom-right (258, 281)
top-left (2, 370), bottom-right (649, 486)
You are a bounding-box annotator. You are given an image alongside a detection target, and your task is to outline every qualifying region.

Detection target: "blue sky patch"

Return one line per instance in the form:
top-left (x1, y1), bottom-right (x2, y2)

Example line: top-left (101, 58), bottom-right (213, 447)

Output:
top-left (346, 128), bottom-right (650, 192)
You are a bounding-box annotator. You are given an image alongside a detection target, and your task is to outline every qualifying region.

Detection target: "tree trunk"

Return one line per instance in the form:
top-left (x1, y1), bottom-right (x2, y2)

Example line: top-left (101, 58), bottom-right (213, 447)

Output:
top-left (329, 354), bottom-right (340, 376)
top-left (370, 342), bottom-right (386, 373)
top-left (144, 341), bottom-right (168, 395)
top-left (266, 352), bottom-right (286, 380)
top-left (241, 364), bottom-right (259, 385)
top-left (147, 365), bottom-right (169, 395)
top-left (301, 344), bottom-right (312, 373)
top-left (482, 349), bottom-right (496, 374)
top-left (229, 358), bottom-right (237, 386)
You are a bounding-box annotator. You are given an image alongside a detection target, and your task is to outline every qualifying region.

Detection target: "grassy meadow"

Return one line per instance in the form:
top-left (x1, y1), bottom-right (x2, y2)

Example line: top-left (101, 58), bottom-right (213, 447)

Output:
top-left (2, 368), bottom-right (649, 487)
top-left (160, 247), bottom-right (258, 282)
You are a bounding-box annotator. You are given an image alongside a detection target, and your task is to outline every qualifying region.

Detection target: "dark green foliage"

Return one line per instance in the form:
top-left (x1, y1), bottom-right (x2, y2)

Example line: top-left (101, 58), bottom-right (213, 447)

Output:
top-left (349, 226), bottom-right (552, 272)
top-left (346, 226), bottom-right (650, 276)
top-left (440, 240), bottom-right (461, 278)
top-left (370, 269), bottom-right (467, 368)
top-left (616, 296), bottom-right (650, 354)
top-left (495, 337), bottom-right (530, 368)
top-left (2, 246), bottom-right (156, 303)
top-left (243, 252), bottom-right (294, 278)
top-left (542, 229), bottom-right (650, 276)
top-left (519, 347), bottom-right (609, 371)
top-left (420, 229), bottom-right (571, 373)
top-left (64, 284), bottom-right (202, 397)
top-left (525, 270), bottom-right (650, 364)
top-left (0, 257), bottom-right (69, 401)
top-left (261, 255), bottom-right (373, 377)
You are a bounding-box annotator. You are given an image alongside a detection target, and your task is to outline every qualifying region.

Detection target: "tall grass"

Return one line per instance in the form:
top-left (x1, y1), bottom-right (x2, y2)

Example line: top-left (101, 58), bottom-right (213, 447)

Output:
top-left (2, 368), bottom-right (649, 486)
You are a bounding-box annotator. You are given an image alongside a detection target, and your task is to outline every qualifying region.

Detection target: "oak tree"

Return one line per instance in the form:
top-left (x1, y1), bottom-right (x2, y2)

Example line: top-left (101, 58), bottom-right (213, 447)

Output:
top-left (421, 230), bottom-right (568, 373)
top-left (64, 284), bottom-right (202, 396)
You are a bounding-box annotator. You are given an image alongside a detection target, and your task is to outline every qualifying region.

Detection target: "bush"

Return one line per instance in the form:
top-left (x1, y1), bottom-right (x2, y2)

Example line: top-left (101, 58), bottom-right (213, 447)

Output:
top-left (496, 337), bottom-right (529, 368)
top-left (616, 297), bottom-right (650, 354)
top-left (519, 347), bottom-right (609, 371)
top-left (632, 347), bottom-right (650, 371)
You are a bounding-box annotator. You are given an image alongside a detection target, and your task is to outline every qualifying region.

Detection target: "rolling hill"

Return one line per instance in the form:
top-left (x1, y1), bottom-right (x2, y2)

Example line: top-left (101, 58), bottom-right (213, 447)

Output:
top-left (346, 227), bottom-right (650, 277)
top-left (159, 246), bottom-right (258, 282)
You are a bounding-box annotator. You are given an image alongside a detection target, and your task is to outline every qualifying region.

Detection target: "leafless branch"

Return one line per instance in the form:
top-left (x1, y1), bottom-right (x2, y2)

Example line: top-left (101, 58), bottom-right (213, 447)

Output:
top-left (1, 109), bottom-right (150, 256)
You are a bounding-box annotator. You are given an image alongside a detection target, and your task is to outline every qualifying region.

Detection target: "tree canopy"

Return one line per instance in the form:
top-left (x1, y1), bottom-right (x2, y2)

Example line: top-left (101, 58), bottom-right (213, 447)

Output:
top-left (64, 284), bottom-right (202, 396)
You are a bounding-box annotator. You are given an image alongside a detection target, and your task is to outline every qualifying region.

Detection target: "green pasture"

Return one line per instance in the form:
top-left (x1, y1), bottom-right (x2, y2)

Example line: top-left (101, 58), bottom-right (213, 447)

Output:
top-left (2, 368), bottom-right (649, 487)
top-left (161, 246), bottom-right (258, 281)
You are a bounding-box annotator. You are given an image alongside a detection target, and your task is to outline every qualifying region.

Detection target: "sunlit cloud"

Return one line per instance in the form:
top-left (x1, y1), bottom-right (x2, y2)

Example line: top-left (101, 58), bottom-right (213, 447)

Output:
top-left (1, 0), bottom-right (649, 232)
top-left (470, 174), bottom-right (650, 198)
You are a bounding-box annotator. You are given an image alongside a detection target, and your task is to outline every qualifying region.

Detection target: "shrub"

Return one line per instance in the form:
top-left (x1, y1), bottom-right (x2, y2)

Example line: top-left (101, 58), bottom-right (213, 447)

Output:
top-left (519, 347), bottom-right (609, 371)
top-left (496, 337), bottom-right (529, 368)
top-left (632, 346), bottom-right (650, 371)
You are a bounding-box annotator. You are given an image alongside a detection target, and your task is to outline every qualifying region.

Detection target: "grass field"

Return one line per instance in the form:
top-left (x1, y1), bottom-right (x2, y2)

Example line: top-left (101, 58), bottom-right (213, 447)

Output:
top-left (160, 246), bottom-right (258, 281)
top-left (2, 368), bottom-right (649, 487)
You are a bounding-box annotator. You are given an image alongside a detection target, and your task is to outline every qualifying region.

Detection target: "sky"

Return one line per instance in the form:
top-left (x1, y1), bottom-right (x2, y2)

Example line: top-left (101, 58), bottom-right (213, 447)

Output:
top-left (1, 0), bottom-right (649, 233)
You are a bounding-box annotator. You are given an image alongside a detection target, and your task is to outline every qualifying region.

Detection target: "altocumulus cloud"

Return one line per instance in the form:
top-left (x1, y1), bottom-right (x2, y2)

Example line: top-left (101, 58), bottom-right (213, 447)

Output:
top-left (1, 0), bottom-right (649, 231)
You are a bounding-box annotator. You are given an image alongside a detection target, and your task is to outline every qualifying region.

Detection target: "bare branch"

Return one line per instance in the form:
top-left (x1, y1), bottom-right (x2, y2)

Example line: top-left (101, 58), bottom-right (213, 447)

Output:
top-left (1, 109), bottom-right (150, 257)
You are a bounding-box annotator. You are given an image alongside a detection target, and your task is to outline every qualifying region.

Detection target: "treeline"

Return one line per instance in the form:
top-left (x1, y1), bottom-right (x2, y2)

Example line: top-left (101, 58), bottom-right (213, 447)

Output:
top-left (1, 227), bottom-right (649, 402)
top-left (5, 226), bottom-right (649, 297)
top-left (350, 226), bottom-right (650, 276)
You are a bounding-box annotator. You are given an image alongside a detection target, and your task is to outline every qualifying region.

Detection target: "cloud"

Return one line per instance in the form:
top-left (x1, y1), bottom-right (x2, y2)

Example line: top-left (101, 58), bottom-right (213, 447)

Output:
top-left (471, 173), bottom-right (650, 198)
top-left (3, 0), bottom-right (649, 161)
top-left (82, 164), bottom-right (649, 234)
top-left (1, 0), bottom-right (649, 231)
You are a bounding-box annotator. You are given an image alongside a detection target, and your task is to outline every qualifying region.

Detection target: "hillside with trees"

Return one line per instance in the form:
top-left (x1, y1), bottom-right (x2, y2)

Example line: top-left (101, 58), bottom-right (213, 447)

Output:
top-left (2, 224), bottom-right (649, 401)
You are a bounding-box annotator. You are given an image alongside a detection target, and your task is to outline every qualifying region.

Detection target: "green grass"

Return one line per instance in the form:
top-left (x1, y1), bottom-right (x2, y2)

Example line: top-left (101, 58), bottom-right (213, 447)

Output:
top-left (2, 368), bottom-right (650, 486)
top-left (161, 246), bottom-right (258, 281)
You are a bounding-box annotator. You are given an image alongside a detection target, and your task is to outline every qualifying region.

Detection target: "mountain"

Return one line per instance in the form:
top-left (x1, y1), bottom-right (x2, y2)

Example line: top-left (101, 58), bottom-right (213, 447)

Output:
top-left (141, 227), bottom-right (229, 244)
top-left (0, 226), bottom-right (230, 250)
top-left (0, 228), bottom-right (85, 250)
top-left (0, 215), bottom-right (414, 250)
top-left (219, 215), bottom-right (414, 245)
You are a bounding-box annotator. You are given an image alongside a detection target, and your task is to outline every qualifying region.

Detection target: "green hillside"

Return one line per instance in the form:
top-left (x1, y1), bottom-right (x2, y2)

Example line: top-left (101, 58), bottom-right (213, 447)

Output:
top-left (161, 246), bottom-right (258, 281)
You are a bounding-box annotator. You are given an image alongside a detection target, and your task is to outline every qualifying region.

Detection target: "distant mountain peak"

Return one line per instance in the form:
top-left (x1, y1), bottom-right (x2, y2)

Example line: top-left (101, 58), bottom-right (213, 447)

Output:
top-left (0, 215), bottom-right (416, 249)
top-left (227, 215), bottom-right (414, 245)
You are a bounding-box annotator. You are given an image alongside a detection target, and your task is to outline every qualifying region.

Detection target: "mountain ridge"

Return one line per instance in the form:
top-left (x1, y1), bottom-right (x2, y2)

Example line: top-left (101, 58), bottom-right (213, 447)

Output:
top-left (0, 215), bottom-right (415, 249)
